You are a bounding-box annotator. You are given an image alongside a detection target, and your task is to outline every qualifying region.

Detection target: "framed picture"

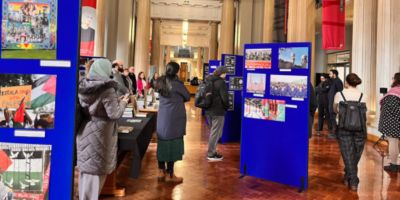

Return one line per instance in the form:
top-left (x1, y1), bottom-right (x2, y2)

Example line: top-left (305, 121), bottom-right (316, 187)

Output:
top-left (245, 48), bottom-right (272, 69)
top-left (278, 47), bottom-right (309, 69)
top-left (246, 73), bottom-right (266, 95)
top-left (244, 98), bottom-right (286, 122)
top-left (270, 75), bottom-right (308, 99)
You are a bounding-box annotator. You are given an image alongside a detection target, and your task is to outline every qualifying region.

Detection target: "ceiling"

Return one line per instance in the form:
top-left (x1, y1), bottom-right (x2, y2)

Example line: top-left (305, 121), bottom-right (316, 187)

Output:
top-left (160, 20), bottom-right (211, 47)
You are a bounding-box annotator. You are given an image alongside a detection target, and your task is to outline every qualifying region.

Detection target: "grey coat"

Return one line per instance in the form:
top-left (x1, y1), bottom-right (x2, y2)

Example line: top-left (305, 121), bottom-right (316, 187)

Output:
top-left (112, 69), bottom-right (129, 96)
top-left (77, 77), bottom-right (127, 175)
top-left (156, 79), bottom-right (190, 140)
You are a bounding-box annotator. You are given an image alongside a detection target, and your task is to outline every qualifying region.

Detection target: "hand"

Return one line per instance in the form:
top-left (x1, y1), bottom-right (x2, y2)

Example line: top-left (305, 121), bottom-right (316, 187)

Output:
top-left (122, 94), bottom-right (130, 103)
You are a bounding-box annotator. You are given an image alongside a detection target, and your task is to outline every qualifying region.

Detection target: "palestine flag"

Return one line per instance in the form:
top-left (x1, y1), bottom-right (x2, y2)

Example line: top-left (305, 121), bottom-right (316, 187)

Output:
top-left (30, 75), bottom-right (57, 111)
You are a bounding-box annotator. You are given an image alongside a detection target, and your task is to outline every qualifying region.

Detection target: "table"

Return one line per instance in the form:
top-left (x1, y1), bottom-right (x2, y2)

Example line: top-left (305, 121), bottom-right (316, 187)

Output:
top-left (101, 113), bottom-right (156, 197)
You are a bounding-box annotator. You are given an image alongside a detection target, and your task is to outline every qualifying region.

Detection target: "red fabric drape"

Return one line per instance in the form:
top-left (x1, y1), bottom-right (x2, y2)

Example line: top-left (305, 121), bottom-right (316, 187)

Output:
top-left (322, 0), bottom-right (346, 50)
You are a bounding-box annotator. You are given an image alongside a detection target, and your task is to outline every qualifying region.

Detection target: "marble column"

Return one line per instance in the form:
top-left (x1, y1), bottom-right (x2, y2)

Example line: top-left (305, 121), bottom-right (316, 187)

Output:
top-left (197, 48), bottom-right (203, 78)
top-left (94, 0), bottom-right (106, 56)
top-left (134, 0), bottom-right (151, 76)
top-left (218, 0), bottom-right (235, 59)
top-left (374, 0), bottom-right (400, 128)
top-left (287, 0), bottom-right (316, 83)
top-left (263, 0), bottom-right (275, 43)
top-left (351, 0), bottom-right (377, 119)
top-left (209, 22), bottom-right (218, 60)
top-left (151, 19), bottom-right (161, 72)
top-left (116, 0), bottom-right (134, 67)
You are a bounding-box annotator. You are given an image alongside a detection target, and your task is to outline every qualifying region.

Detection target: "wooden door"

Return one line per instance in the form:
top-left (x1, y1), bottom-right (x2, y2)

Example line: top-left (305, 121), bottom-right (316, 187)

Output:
top-left (180, 62), bottom-right (188, 82)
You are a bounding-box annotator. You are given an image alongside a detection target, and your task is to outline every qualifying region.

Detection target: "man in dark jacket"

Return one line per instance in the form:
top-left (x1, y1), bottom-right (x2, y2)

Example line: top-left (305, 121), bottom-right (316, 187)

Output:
top-left (112, 60), bottom-right (129, 96)
top-left (205, 66), bottom-right (229, 161)
top-left (328, 69), bottom-right (343, 139)
top-left (128, 66), bottom-right (137, 95)
top-left (316, 74), bottom-right (332, 135)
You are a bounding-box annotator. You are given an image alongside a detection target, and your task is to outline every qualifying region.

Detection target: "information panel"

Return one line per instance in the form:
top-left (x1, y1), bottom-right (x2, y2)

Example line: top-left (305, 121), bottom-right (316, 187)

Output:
top-left (0, 0), bottom-right (80, 199)
top-left (240, 43), bottom-right (311, 190)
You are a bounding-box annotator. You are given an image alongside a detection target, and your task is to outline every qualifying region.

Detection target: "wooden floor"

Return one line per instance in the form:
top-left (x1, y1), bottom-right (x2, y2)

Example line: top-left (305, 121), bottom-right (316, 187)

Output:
top-left (74, 101), bottom-right (400, 200)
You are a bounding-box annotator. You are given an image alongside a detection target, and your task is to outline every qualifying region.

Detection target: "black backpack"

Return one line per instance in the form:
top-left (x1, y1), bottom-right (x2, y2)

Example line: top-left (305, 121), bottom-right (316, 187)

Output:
top-left (338, 92), bottom-right (367, 132)
top-left (195, 78), bottom-right (214, 109)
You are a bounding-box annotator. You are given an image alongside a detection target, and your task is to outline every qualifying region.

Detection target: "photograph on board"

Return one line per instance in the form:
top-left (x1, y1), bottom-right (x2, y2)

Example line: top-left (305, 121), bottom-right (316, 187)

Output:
top-left (245, 48), bottom-right (272, 69)
top-left (278, 47), bottom-right (309, 69)
top-left (0, 74), bottom-right (56, 129)
top-left (244, 98), bottom-right (286, 122)
top-left (246, 73), bottom-right (266, 95)
top-left (1, 0), bottom-right (58, 59)
top-left (0, 142), bottom-right (51, 200)
top-left (228, 92), bottom-right (234, 111)
top-left (270, 75), bottom-right (308, 99)
top-left (229, 77), bottom-right (243, 90)
top-left (224, 55), bottom-right (236, 75)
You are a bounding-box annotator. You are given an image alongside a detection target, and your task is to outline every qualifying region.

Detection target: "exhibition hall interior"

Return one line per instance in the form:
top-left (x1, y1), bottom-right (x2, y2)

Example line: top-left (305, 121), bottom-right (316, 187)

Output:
top-left (0, 0), bottom-right (400, 199)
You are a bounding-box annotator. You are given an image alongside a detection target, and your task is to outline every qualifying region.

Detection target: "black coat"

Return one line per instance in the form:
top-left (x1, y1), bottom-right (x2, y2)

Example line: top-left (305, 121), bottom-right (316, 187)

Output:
top-left (205, 75), bottom-right (229, 116)
top-left (156, 79), bottom-right (190, 140)
top-left (328, 78), bottom-right (343, 110)
top-left (128, 73), bottom-right (137, 95)
top-left (316, 80), bottom-right (330, 105)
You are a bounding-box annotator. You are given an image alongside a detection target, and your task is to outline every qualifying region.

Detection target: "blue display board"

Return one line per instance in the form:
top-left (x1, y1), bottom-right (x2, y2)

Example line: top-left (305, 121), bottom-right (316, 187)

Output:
top-left (208, 60), bottom-right (220, 75)
top-left (220, 54), bottom-right (243, 143)
top-left (0, 0), bottom-right (80, 199)
top-left (240, 43), bottom-right (311, 190)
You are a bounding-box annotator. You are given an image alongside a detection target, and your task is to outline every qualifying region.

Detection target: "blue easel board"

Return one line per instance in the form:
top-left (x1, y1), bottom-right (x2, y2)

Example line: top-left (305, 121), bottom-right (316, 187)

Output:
top-left (220, 54), bottom-right (243, 143)
top-left (208, 60), bottom-right (220, 75)
top-left (240, 43), bottom-right (311, 189)
top-left (0, 0), bottom-right (80, 199)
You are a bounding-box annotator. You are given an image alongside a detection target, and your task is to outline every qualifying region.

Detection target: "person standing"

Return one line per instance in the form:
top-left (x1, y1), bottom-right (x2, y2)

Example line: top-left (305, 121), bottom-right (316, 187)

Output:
top-left (316, 74), bottom-right (332, 135)
top-left (150, 72), bottom-right (159, 90)
top-left (128, 66), bottom-right (137, 95)
top-left (112, 60), bottom-right (129, 96)
top-left (205, 66), bottom-right (229, 161)
top-left (76, 59), bottom-right (129, 199)
top-left (156, 62), bottom-right (190, 183)
top-left (328, 69), bottom-right (344, 139)
top-left (379, 72), bottom-right (400, 172)
top-left (137, 72), bottom-right (148, 98)
top-left (122, 68), bottom-right (134, 95)
top-left (334, 73), bottom-right (366, 191)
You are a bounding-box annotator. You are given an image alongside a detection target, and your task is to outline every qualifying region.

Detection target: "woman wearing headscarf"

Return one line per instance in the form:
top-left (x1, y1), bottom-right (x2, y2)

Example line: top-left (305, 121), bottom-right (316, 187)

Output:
top-left (379, 72), bottom-right (400, 172)
top-left (76, 59), bottom-right (129, 200)
top-left (156, 62), bottom-right (190, 183)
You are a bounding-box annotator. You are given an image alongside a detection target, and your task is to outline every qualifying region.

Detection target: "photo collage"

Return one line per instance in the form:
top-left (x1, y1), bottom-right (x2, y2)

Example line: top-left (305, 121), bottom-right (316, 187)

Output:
top-left (1, 0), bottom-right (58, 59)
top-left (243, 46), bottom-right (309, 122)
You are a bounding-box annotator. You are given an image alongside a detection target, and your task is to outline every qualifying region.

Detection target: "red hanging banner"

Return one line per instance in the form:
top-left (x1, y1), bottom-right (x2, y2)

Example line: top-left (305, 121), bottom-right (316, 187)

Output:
top-left (80, 0), bottom-right (97, 56)
top-left (322, 0), bottom-right (345, 50)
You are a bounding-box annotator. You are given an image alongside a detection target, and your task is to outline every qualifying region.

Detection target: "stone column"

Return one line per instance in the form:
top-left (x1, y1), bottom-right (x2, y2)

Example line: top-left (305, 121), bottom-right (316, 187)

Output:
top-left (94, 0), bottom-right (106, 56)
top-left (151, 19), bottom-right (161, 72)
top-left (197, 48), bottom-right (203, 78)
top-left (209, 22), bottom-right (218, 60)
top-left (263, 0), bottom-right (275, 43)
top-left (352, 0), bottom-right (377, 119)
top-left (115, 0), bottom-right (134, 67)
top-left (218, 0), bottom-right (235, 59)
top-left (374, 0), bottom-right (400, 128)
top-left (287, 0), bottom-right (316, 83)
top-left (134, 0), bottom-right (151, 76)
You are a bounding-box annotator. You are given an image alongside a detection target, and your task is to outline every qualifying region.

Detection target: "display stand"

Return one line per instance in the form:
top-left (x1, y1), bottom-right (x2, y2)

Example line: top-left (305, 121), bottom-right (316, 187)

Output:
top-left (240, 43), bottom-right (311, 190)
top-left (220, 54), bottom-right (243, 143)
top-left (0, 1), bottom-right (81, 199)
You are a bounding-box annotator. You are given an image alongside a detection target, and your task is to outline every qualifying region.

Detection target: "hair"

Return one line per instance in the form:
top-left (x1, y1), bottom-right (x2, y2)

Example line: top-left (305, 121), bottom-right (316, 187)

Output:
top-left (330, 69), bottom-right (339, 76)
top-left (346, 73), bottom-right (362, 87)
top-left (112, 63), bottom-right (119, 69)
top-left (391, 72), bottom-right (400, 88)
top-left (157, 62), bottom-right (180, 97)
top-left (138, 72), bottom-right (145, 80)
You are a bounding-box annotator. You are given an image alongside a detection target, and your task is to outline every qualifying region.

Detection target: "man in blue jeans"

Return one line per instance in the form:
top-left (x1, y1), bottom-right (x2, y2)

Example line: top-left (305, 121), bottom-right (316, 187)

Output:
top-left (205, 66), bottom-right (229, 161)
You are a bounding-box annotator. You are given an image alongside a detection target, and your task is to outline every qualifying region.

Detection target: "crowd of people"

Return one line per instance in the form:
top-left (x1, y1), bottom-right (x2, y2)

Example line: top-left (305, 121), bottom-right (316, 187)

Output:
top-left (270, 81), bottom-right (308, 98)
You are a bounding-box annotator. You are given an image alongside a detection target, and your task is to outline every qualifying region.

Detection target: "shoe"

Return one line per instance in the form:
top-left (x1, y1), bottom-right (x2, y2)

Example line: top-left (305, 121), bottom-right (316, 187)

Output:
top-left (350, 185), bottom-right (358, 191)
top-left (207, 153), bottom-right (224, 161)
top-left (165, 174), bottom-right (183, 184)
top-left (158, 169), bottom-right (166, 181)
top-left (384, 163), bottom-right (399, 172)
top-left (327, 133), bottom-right (337, 139)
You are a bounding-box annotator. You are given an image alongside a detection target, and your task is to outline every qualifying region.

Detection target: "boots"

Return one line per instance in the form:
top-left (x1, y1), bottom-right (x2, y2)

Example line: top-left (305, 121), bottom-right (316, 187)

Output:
top-left (165, 173), bottom-right (183, 184)
top-left (158, 169), bottom-right (166, 182)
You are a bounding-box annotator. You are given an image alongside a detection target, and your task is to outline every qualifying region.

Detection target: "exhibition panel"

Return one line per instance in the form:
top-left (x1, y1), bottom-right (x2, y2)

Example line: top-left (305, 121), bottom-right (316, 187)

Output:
top-left (240, 43), bottom-right (311, 190)
top-left (0, 0), bottom-right (81, 199)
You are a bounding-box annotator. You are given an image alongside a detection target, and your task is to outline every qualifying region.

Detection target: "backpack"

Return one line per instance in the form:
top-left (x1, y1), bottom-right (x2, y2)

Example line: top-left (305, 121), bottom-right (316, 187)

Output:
top-left (338, 92), bottom-right (367, 132)
top-left (195, 78), bottom-right (214, 109)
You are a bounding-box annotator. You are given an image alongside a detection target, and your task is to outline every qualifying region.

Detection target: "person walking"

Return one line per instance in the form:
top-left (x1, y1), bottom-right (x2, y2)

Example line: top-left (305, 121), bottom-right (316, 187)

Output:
top-left (156, 62), bottom-right (190, 183)
top-left (379, 72), bottom-right (400, 172)
top-left (76, 59), bottom-right (129, 200)
top-left (205, 66), bottom-right (229, 161)
top-left (328, 69), bottom-right (344, 139)
top-left (316, 74), bottom-right (332, 135)
top-left (334, 73), bottom-right (366, 191)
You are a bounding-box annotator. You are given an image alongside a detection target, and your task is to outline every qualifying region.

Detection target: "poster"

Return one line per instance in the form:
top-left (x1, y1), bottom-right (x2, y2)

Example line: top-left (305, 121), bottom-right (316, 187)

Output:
top-left (80, 0), bottom-right (97, 56)
top-left (228, 91), bottom-right (234, 111)
top-left (245, 48), bottom-right (272, 69)
top-left (0, 143), bottom-right (51, 200)
top-left (278, 47), bottom-right (309, 69)
top-left (244, 98), bottom-right (286, 122)
top-left (229, 77), bottom-right (243, 91)
top-left (0, 74), bottom-right (56, 129)
top-left (246, 73), bottom-right (266, 95)
top-left (1, 0), bottom-right (58, 59)
top-left (224, 55), bottom-right (236, 75)
top-left (270, 75), bottom-right (308, 99)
